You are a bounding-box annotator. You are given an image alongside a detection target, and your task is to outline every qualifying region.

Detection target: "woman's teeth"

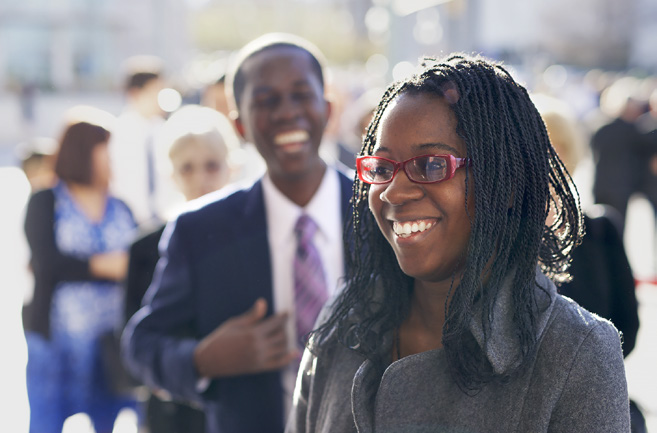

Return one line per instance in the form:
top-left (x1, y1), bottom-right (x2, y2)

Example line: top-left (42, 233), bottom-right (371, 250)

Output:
top-left (392, 220), bottom-right (433, 237)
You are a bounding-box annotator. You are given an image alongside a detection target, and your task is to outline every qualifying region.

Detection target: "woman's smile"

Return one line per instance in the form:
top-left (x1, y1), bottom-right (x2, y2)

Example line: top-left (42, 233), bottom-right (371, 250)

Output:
top-left (391, 218), bottom-right (438, 238)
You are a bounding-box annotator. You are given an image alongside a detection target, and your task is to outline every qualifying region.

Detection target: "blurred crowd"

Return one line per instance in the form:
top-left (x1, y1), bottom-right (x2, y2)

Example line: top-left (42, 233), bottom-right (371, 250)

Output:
top-left (5, 34), bottom-right (657, 433)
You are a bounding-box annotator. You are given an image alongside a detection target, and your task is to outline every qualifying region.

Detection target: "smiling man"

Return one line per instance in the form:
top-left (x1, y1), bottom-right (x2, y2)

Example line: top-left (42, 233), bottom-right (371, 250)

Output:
top-left (121, 34), bottom-right (353, 433)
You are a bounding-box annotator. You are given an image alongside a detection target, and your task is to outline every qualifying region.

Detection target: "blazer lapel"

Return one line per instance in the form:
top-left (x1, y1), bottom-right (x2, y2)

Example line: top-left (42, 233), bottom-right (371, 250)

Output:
top-left (237, 180), bottom-right (275, 316)
top-left (338, 171), bottom-right (354, 274)
top-left (338, 171), bottom-right (354, 220)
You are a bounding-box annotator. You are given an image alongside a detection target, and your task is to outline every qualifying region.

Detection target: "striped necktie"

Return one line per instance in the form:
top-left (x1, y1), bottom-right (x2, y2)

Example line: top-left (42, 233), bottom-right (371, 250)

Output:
top-left (293, 214), bottom-right (328, 348)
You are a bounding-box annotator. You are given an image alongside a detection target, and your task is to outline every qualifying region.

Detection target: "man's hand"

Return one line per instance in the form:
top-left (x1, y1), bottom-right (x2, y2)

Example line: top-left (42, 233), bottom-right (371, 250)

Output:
top-left (650, 155), bottom-right (657, 176)
top-left (193, 298), bottom-right (299, 378)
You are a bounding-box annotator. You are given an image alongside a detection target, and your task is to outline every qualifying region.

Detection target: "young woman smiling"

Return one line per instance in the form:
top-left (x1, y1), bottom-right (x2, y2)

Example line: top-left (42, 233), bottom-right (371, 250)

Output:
top-left (286, 55), bottom-right (630, 433)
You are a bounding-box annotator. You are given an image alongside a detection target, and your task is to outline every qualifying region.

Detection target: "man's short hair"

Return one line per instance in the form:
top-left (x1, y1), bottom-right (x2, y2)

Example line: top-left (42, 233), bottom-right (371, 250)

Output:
top-left (120, 55), bottom-right (164, 92)
top-left (225, 33), bottom-right (327, 115)
top-left (125, 72), bottom-right (160, 92)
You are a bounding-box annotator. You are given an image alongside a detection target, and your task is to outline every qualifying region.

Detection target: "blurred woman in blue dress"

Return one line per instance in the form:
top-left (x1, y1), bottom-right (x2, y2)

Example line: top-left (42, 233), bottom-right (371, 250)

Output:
top-left (23, 108), bottom-right (137, 433)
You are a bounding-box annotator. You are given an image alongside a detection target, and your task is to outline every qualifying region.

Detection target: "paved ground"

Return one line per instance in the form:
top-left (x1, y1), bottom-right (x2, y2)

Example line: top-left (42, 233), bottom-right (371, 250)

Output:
top-left (627, 283), bottom-right (657, 431)
top-left (624, 196), bottom-right (657, 430)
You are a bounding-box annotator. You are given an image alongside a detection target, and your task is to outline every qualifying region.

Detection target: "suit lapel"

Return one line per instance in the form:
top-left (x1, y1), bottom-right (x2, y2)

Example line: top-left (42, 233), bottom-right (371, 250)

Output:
top-left (338, 171), bottom-right (354, 274)
top-left (338, 171), bottom-right (354, 219)
top-left (235, 173), bottom-right (352, 316)
top-left (238, 180), bottom-right (275, 316)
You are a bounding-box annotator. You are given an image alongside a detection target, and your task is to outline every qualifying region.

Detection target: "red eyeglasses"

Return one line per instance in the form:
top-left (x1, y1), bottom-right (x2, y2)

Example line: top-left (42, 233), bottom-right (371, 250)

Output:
top-left (356, 154), bottom-right (471, 185)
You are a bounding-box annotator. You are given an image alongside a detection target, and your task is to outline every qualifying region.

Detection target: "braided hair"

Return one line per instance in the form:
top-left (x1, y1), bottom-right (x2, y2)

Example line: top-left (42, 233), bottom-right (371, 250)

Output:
top-left (313, 54), bottom-right (583, 389)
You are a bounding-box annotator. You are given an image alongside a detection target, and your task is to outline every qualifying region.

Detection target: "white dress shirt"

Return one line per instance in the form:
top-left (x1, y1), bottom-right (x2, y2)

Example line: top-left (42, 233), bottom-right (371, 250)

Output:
top-left (261, 166), bottom-right (345, 416)
top-left (109, 109), bottom-right (179, 224)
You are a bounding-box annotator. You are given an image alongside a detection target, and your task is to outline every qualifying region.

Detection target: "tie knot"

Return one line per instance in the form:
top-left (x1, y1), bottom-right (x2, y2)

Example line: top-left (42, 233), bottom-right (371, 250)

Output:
top-left (295, 214), bottom-right (317, 243)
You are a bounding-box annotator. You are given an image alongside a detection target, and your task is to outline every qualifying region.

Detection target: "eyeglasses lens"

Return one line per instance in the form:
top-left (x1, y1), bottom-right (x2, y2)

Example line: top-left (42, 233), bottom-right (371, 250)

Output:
top-left (361, 159), bottom-right (394, 183)
top-left (408, 156), bottom-right (448, 182)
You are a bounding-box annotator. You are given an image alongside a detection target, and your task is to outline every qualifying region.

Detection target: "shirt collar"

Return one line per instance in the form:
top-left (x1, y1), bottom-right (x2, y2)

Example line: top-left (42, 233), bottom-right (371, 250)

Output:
top-left (262, 167), bottom-right (341, 245)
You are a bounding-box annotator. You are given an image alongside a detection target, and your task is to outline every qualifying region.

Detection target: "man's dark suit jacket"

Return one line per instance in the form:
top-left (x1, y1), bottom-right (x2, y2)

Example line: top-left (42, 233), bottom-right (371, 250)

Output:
top-left (558, 207), bottom-right (639, 357)
top-left (122, 172), bottom-right (353, 433)
top-left (591, 117), bottom-right (644, 222)
top-left (125, 224), bottom-right (206, 433)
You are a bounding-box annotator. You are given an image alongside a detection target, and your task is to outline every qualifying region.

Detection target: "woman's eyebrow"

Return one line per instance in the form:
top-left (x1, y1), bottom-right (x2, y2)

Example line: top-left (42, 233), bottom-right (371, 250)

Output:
top-left (416, 142), bottom-right (462, 155)
top-left (373, 142), bottom-right (462, 156)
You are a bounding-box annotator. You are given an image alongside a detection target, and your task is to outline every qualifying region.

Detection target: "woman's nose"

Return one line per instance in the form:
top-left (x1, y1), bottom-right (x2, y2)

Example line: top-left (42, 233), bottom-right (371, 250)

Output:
top-left (378, 169), bottom-right (424, 206)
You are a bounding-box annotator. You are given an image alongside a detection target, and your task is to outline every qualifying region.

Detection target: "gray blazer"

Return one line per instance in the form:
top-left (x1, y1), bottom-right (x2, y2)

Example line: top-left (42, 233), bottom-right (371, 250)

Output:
top-left (287, 270), bottom-right (630, 433)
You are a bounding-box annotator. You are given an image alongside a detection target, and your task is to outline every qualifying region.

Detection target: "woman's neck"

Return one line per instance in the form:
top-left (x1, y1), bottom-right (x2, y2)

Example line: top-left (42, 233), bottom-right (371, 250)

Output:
top-left (396, 279), bottom-right (453, 359)
top-left (66, 182), bottom-right (107, 222)
top-left (414, 276), bottom-right (459, 327)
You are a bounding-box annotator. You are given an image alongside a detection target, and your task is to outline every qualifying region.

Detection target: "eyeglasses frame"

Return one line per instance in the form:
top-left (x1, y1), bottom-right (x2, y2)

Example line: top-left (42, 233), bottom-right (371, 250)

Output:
top-left (356, 154), bottom-right (472, 185)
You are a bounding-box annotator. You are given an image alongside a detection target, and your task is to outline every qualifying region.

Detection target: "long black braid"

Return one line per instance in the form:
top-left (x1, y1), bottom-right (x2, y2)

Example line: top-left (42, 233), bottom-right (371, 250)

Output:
top-left (312, 54), bottom-right (583, 389)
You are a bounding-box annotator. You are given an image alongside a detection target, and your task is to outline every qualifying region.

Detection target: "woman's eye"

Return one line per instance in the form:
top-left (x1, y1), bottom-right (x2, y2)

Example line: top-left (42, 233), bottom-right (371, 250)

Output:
top-left (374, 166), bottom-right (390, 174)
top-left (372, 165), bottom-right (393, 179)
top-left (425, 158), bottom-right (447, 174)
top-left (427, 160), bottom-right (446, 171)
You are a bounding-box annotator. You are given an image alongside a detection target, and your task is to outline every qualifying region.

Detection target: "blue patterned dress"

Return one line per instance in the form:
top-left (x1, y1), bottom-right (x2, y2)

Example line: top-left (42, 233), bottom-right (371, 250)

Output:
top-left (26, 182), bottom-right (137, 433)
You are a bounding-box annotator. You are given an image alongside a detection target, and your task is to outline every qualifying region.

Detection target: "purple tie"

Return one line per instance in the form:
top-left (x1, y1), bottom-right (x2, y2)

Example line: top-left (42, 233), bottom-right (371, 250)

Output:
top-left (294, 214), bottom-right (328, 348)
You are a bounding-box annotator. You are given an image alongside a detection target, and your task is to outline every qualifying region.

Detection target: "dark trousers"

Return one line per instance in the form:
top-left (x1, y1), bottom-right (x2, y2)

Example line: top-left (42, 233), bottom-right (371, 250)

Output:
top-left (630, 399), bottom-right (647, 433)
top-left (146, 394), bottom-right (205, 433)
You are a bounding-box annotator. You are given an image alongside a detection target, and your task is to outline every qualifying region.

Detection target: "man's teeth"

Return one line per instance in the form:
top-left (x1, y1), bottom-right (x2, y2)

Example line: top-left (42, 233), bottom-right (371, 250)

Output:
top-left (392, 220), bottom-right (433, 237)
top-left (274, 130), bottom-right (309, 145)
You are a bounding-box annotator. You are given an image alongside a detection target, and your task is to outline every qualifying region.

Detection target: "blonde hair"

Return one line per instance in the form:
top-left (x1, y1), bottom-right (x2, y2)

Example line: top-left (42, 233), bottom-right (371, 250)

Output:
top-left (599, 76), bottom-right (643, 119)
top-left (531, 93), bottom-right (585, 173)
top-left (159, 105), bottom-right (240, 172)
